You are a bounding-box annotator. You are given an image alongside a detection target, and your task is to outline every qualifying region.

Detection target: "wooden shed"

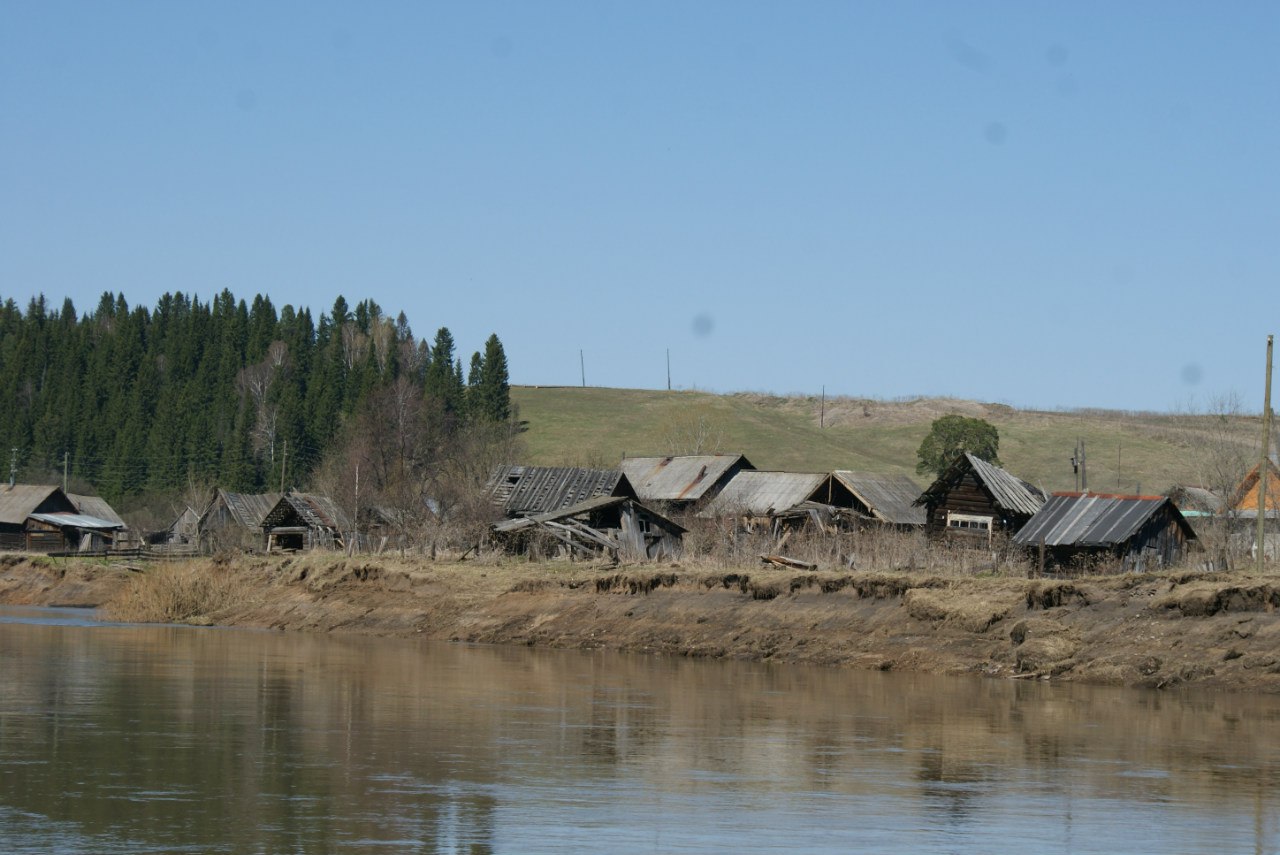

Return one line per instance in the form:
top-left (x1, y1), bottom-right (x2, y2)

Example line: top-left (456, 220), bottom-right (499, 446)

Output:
top-left (492, 495), bottom-right (684, 561)
top-left (1013, 492), bottom-right (1197, 572)
top-left (914, 453), bottom-right (1045, 543)
top-left (830, 471), bottom-right (926, 527)
top-left (198, 489), bottom-right (282, 552)
top-left (261, 492), bottom-right (353, 552)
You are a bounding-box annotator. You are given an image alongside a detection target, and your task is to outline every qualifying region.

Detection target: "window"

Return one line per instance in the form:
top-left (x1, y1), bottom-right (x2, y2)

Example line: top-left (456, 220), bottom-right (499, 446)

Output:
top-left (946, 512), bottom-right (993, 534)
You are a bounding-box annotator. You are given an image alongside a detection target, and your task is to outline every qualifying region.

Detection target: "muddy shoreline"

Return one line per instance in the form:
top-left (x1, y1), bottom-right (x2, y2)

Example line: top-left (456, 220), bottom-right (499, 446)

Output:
top-left (3, 554), bottom-right (1280, 693)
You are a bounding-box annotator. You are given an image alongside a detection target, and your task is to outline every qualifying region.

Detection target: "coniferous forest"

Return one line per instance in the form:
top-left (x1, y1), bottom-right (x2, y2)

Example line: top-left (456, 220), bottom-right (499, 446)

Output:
top-left (0, 290), bottom-right (514, 520)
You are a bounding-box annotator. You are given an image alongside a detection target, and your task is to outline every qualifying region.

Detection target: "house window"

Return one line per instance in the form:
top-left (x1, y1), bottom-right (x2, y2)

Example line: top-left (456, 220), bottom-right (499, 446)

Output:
top-left (946, 512), bottom-right (993, 534)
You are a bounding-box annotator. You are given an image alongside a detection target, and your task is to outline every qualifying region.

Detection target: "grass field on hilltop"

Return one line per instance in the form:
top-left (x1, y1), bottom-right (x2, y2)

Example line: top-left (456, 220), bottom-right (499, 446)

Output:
top-left (511, 386), bottom-right (1268, 495)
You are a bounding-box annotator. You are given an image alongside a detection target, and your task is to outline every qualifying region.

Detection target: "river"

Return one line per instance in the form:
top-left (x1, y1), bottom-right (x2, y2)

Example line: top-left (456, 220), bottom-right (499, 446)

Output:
top-left (1, 605), bottom-right (1278, 853)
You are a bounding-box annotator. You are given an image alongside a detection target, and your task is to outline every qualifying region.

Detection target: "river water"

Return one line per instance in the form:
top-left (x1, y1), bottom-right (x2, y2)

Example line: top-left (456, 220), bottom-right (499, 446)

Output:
top-left (1, 606), bottom-right (1278, 854)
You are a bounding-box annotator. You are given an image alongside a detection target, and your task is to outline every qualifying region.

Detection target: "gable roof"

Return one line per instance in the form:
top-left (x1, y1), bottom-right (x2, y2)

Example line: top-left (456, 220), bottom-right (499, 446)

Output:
top-left (488, 465), bottom-right (634, 516)
top-left (202, 490), bottom-right (283, 529)
top-left (699, 471), bottom-right (829, 517)
top-left (619, 454), bottom-right (754, 502)
top-left (29, 512), bottom-right (125, 531)
top-left (0, 484), bottom-right (77, 526)
top-left (1013, 492), bottom-right (1196, 548)
top-left (1230, 459), bottom-right (1280, 512)
top-left (915, 453), bottom-right (1045, 517)
top-left (830, 471), bottom-right (926, 525)
top-left (262, 493), bottom-right (353, 531)
top-left (68, 493), bottom-right (126, 528)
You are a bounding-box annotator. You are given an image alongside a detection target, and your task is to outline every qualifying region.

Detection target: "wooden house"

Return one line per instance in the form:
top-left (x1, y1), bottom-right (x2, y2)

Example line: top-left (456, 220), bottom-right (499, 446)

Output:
top-left (492, 495), bottom-right (685, 561)
top-left (261, 493), bottom-right (353, 552)
top-left (914, 453), bottom-right (1046, 544)
top-left (1228, 457), bottom-right (1280, 515)
top-left (488, 465), bottom-right (636, 518)
top-left (1013, 492), bottom-right (1197, 572)
top-left (0, 484), bottom-right (126, 552)
top-left (619, 454), bottom-right (755, 510)
top-left (198, 489), bottom-right (282, 553)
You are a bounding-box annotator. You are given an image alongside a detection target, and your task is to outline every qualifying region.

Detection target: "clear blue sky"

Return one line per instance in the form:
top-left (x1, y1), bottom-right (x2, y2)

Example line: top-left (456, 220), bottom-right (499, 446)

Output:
top-left (3, 1), bottom-right (1277, 413)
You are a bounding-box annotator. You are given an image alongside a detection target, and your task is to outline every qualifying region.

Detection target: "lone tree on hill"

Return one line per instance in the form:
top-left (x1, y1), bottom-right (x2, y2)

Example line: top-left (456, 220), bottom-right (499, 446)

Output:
top-left (916, 414), bottom-right (1000, 478)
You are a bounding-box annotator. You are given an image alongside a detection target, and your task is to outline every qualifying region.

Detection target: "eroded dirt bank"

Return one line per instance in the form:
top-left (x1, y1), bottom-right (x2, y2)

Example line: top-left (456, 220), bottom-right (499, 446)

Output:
top-left (4, 553), bottom-right (1280, 692)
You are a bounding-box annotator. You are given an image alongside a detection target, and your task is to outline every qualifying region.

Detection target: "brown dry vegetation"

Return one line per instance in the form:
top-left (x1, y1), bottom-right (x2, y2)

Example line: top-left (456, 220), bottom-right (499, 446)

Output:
top-left (5, 551), bottom-right (1280, 694)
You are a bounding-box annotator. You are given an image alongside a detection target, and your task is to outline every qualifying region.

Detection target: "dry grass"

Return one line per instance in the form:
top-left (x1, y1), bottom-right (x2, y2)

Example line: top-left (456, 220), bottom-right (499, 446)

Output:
top-left (102, 562), bottom-right (254, 624)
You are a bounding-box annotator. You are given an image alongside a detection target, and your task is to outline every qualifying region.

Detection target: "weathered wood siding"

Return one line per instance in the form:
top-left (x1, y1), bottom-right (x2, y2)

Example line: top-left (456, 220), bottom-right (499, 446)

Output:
top-left (924, 472), bottom-right (1032, 539)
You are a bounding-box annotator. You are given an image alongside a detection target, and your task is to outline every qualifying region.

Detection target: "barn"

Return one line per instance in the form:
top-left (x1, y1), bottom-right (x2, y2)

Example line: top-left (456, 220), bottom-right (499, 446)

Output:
top-left (1013, 492), bottom-right (1197, 572)
top-left (914, 453), bottom-right (1045, 543)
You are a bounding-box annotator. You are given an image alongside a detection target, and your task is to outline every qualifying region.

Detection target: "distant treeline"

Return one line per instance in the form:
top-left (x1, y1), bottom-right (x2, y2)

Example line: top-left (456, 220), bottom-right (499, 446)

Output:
top-left (0, 290), bottom-right (511, 500)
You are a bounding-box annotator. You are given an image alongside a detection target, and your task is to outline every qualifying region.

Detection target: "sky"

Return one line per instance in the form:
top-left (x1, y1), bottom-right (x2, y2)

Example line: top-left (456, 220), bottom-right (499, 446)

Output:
top-left (2, 1), bottom-right (1278, 413)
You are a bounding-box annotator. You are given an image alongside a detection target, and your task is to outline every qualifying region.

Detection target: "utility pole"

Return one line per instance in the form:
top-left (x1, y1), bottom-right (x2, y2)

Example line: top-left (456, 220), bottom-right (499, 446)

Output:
top-left (820, 386), bottom-right (826, 429)
top-left (280, 438), bottom-right (288, 494)
top-left (1257, 334), bottom-right (1273, 573)
top-left (580, 350), bottom-right (586, 388)
top-left (63, 452), bottom-right (69, 492)
top-left (666, 349), bottom-right (671, 391)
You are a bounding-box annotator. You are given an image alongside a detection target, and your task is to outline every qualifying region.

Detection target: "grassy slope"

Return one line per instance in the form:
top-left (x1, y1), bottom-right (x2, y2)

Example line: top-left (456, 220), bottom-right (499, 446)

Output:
top-left (512, 386), bottom-right (1264, 494)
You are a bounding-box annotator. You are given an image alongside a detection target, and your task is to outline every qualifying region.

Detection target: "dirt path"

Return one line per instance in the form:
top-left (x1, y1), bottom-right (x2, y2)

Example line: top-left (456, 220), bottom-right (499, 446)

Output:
top-left (4, 553), bottom-right (1279, 693)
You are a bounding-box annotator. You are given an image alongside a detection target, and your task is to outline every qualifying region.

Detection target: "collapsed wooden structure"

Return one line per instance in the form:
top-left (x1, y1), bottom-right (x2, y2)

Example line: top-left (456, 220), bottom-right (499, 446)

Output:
top-left (261, 493), bottom-right (354, 552)
top-left (619, 454), bottom-right (754, 510)
top-left (491, 495), bottom-right (685, 561)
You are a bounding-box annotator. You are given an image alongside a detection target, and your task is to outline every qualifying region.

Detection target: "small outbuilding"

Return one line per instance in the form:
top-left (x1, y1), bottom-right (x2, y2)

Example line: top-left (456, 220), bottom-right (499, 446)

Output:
top-left (619, 454), bottom-right (755, 510)
top-left (698, 471), bottom-right (872, 534)
top-left (914, 453), bottom-right (1046, 543)
top-left (492, 495), bottom-right (685, 562)
top-left (198, 489), bottom-right (282, 552)
top-left (261, 492), bottom-right (353, 552)
top-left (1013, 492), bottom-right (1197, 572)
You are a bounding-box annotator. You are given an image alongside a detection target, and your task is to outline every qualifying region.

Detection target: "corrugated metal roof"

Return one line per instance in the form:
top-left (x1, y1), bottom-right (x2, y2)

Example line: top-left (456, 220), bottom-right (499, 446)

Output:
top-left (916, 454), bottom-right (1045, 517)
top-left (619, 454), bottom-right (753, 502)
top-left (29, 512), bottom-right (125, 530)
top-left (488, 465), bottom-right (633, 515)
top-left (0, 484), bottom-right (72, 526)
top-left (831, 472), bottom-right (926, 525)
top-left (699, 471), bottom-right (829, 517)
top-left (1012, 493), bottom-right (1193, 547)
top-left (69, 494), bottom-right (126, 527)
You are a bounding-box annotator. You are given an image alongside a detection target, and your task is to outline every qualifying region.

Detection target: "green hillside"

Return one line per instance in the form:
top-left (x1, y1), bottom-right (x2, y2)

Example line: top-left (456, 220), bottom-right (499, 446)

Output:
top-left (512, 386), bottom-right (1266, 495)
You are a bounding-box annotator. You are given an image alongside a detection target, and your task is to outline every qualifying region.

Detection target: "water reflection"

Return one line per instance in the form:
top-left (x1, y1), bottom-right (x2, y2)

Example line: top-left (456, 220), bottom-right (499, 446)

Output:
top-left (0, 607), bottom-right (1278, 853)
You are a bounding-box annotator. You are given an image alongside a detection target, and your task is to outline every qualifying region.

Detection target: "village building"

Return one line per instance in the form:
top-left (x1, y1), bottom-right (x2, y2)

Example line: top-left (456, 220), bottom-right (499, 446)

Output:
top-left (698, 470), bottom-right (871, 534)
top-left (619, 454), bottom-right (755, 510)
top-left (148, 505), bottom-right (201, 551)
top-left (914, 453), bottom-right (1046, 543)
top-left (488, 465), bottom-right (636, 517)
top-left (830, 471), bottom-right (926, 527)
top-left (1228, 457), bottom-right (1280, 516)
top-left (492, 495), bottom-right (685, 562)
top-left (1013, 492), bottom-right (1197, 572)
top-left (1164, 485), bottom-right (1225, 520)
top-left (260, 493), bottom-right (353, 552)
top-left (197, 489), bottom-right (282, 553)
top-left (0, 484), bottom-right (126, 552)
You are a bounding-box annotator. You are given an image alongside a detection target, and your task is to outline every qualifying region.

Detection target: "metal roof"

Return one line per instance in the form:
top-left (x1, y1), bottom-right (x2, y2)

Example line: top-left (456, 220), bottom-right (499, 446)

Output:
top-left (916, 453), bottom-right (1045, 517)
top-left (0, 484), bottom-right (74, 526)
top-left (699, 471), bottom-right (829, 517)
top-left (488, 465), bottom-right (633, 516)
top-left (619, 454), bottom-right (753, 502)
top-left (29, 512), bottom-right (125, 531)
top-left (1012, 493), bottom-right (1194, 548)
top-left (830, 471), bottom-right (926, 525)
top-left (69, 494), bottom-right (126, 527)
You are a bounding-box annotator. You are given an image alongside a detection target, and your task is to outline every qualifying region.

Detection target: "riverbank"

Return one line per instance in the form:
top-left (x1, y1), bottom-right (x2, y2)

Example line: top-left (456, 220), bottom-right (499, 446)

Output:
top-left (3, 552), bottom-right (1280, 692)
